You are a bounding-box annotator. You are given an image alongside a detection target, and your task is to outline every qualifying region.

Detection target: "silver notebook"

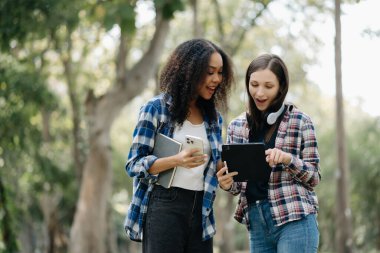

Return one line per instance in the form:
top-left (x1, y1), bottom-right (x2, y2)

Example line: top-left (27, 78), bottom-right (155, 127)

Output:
top-left (153, 133), bottom-right (182, 188)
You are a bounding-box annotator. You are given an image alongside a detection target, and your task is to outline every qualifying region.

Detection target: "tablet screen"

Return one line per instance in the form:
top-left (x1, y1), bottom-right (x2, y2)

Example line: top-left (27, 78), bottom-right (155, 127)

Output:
top-left (221, 143), bottom-right (271, 182)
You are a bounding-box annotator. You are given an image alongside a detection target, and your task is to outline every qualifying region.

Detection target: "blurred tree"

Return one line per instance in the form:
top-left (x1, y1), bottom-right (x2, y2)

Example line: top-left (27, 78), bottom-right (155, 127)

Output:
top-left (69, 1), bottom-right (185, 253)
top-left (0, 177), bottom-right (18, 253)
top-left (334, 0), bottom-right (354, 252)
top-left (1, 1), bottom-right (86, 252)
top-left (0, 56), bottom-right (66, 253)
top-left (1, 0), bottom-right (378, 252)
top-left (350, 118), bottom-right (380, 251)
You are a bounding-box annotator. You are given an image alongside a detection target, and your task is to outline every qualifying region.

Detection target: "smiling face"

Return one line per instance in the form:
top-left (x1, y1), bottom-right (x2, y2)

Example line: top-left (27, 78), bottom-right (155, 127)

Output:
top-left (197, 52), bottom-right (223, 100)
top-left (248, 68), bottom-right (280, 112)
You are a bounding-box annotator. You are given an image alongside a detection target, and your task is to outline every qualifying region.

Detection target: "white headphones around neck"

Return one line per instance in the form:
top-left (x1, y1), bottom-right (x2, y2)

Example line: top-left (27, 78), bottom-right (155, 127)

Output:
top-left (266, 103), bottom-right (285, 125)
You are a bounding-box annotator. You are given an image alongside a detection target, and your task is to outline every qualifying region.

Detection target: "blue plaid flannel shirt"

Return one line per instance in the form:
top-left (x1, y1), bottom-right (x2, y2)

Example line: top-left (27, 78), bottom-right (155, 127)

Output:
top-left (124, 93), bottom-right (222, 242)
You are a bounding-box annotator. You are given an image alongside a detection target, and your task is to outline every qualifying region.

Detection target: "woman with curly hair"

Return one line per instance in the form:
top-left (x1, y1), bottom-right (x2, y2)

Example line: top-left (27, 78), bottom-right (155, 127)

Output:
top-left (124, 38), bottom-right (234, 253)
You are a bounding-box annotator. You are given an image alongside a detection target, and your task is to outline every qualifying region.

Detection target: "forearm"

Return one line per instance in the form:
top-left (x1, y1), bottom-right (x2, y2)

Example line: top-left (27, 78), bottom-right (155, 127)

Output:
top-left (285, 156), bottom-right (321, 188)
top-left (285, 116), bottom-right (321, 189)
top-left (148, 156), bottom-right (180, 175)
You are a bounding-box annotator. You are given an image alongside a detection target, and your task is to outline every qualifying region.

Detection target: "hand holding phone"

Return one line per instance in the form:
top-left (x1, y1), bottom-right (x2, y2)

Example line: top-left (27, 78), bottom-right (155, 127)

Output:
top-left (185, 135), bottom-right (204, 156)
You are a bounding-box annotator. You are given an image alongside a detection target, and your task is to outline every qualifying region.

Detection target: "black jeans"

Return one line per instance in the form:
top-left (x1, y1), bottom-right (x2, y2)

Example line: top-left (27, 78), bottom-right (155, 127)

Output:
top-left (143, 185), bottom-right (213, 253)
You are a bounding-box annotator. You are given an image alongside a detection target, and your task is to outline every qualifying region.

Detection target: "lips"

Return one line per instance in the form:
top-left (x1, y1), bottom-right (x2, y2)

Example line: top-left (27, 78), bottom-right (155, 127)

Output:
top-left (207, 86), bottom-right (216, 95)
top-left (254, 98), bottom-right (267, 109)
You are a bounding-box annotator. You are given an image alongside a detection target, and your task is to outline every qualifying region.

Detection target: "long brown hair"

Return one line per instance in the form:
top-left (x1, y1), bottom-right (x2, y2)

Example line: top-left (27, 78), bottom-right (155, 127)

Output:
top-left (245, 53), bottom-right (289, 130)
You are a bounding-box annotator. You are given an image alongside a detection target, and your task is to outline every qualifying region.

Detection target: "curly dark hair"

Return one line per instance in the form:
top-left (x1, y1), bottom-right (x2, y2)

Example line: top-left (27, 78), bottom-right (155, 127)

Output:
top-left (160, 38), bottom-right (234, 125)
top-left (245, 53), bottom-right (289, 130)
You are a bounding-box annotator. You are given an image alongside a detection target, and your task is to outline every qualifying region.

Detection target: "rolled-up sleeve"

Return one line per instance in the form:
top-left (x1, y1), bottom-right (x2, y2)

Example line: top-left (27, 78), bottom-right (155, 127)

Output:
top-left (285, 116), bottom-right (321, 189)
top-left (125, 102), bottom-right (160, 181)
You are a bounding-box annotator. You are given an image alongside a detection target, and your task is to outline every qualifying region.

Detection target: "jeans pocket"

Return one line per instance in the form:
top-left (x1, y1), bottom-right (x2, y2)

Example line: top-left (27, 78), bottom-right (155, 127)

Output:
top-left (152, 185), bottom-right (178, 202)
top-left (313, 214), bottom-right (319, 230)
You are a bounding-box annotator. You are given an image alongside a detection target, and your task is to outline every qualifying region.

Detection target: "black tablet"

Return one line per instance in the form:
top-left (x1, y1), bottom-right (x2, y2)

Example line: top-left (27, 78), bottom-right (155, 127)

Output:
top-left (221, 142), bottom-right (271, 182)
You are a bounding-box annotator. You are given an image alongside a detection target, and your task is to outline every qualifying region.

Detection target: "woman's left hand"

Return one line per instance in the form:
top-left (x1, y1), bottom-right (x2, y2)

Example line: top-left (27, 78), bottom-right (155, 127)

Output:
top-left (265, 148), bottom-right (292, 167)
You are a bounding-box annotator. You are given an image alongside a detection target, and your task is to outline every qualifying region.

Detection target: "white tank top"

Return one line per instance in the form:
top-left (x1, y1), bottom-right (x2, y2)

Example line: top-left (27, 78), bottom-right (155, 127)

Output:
top-left (171, 120), bottom-right (211, 191)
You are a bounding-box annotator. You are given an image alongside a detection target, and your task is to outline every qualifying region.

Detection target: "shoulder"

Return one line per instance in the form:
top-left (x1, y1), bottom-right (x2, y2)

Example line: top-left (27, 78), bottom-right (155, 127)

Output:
top-left (287, 105), bottom-right (313, 123)
top-left (226, 112), bottom-right (249, 142)
top-left (285, 104), bottom-right (316, 131)
top-left (228, 112), bottom-right (248, 128)
top-left (135, 94), bottom-right (172, 126)
top-left (140, 94), bottom-right (169, 115)
top-left (142, 94), bottom-right (167, 109)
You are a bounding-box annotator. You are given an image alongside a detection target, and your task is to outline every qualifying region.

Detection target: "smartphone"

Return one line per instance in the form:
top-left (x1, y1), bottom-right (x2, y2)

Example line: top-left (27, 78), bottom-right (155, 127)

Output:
top-left (185, 135), bottom-right (204, 156)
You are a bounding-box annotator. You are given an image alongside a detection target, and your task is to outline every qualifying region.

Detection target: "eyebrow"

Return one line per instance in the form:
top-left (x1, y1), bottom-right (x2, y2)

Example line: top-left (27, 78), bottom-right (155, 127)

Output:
top-left (250, 80), bottom-right (275, 85)
top-left (208, 65), bottom-right (223, 69)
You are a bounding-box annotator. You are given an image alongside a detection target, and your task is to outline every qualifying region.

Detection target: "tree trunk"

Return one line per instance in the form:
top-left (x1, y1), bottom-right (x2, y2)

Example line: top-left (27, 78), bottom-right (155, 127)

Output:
top-left (19, 221), bottom-right (36, 253)
top-left (39, 193), bottom-right (61, 253)
top-left (334, 0), bottom-right (354, 252)
top-left (69, 134), bottom-right (112, 253)
top-left (220, 0), bottom-right (272, 56)
top-left (190, 0), bottom-right (202, 37)
top-left (62, 37), bottom-right (86, 184)
top-left (68, 14), bottom-right (171, 253)
top-left (218, 194), bottom-right (236, 253)
top-left (0, 176), bottom-right (18, 253)
top-left (106, 207), bottom-right (118, 253)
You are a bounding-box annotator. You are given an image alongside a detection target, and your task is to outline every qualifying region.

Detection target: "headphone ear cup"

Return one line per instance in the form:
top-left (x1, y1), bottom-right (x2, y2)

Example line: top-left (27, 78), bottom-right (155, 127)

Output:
top-left (266, 103), bottom-right (285, 125)
top-left (266, 112), bottom-right (278, 125)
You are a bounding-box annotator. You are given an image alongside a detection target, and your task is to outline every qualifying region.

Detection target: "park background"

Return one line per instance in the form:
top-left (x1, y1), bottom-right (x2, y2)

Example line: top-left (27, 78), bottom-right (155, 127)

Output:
top-left (1, 0), bottom-right (379, 253)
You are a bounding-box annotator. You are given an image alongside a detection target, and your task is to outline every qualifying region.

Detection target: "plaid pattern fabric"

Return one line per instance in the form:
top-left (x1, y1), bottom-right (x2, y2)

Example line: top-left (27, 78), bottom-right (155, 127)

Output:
top-left (124, 94), bottom-right (223, 241)
top-left (227, 105), bottom-right (321, 229)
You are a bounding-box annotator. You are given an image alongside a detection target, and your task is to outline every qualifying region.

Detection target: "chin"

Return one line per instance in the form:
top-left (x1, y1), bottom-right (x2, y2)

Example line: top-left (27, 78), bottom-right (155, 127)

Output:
top-left (200, 94), bottom-right (213, 100)
top-left (254, 104), bottom-right (267, 112)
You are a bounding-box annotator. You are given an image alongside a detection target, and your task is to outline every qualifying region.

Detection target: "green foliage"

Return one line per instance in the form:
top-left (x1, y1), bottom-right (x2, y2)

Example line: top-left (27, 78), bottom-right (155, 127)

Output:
top-left (348, 117), bottom-right (380, 250)
top-left (0, 0), bottom-right (49, 49)
top-left (155, 0), bottom-right (185, 19)
top-left (0, 59), bottom-right (42, 250)
top-left (92, 1), bottom-right (136, 33)
top-left (89, 0), bottom-right (184, 35)
top-left (0, 177), bottom-right (19, 253)
top-left (0, 58), bottom-right (56, 150)
top-left (312, 103), bottom-right (380, 252)
top-left (0, 0), bottom-right (83, 50)
top-left (0, 0), bottom-right (379, 252)
top-left (0, 56), bottom-right (77, 252)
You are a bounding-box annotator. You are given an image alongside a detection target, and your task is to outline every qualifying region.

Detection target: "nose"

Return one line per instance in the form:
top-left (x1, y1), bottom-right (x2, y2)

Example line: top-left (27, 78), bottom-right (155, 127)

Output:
top-left (256, 86), bottom-right (264, 97)
top-left (213, 73), bottom-right (222, 83)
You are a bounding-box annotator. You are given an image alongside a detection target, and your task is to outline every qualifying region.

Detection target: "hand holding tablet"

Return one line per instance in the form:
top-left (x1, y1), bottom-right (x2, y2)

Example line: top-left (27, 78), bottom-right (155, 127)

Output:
top-left (216, 161), bottom-right (238, 191)
top-left (221, 142), bottom-right (271, 182)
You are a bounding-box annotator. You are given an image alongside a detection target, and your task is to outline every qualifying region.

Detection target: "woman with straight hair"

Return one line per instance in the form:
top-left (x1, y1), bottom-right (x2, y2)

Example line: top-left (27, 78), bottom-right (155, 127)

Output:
top-left (217, 53), bottom-right (321, 253)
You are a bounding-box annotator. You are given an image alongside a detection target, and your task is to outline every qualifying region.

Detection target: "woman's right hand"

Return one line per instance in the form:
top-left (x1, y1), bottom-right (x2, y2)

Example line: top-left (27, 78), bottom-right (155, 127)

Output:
top-left (175, 148), bottom-right (207, 168)
top-left (149, 148), bottom-right (206, 175)
top-left (216, 162), bottom-right (238, 191)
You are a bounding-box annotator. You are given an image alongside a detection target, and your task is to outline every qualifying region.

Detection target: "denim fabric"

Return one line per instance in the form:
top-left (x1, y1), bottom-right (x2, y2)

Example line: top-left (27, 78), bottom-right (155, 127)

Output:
top-left (143, 185), bottom-right (213, 253)
top-left (248, 200), bottom-right (319, 253)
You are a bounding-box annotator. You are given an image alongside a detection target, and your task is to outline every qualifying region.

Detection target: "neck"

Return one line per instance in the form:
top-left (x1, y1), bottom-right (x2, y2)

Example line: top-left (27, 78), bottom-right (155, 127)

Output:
top-left (187, 101), bottom-right (203, 124)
